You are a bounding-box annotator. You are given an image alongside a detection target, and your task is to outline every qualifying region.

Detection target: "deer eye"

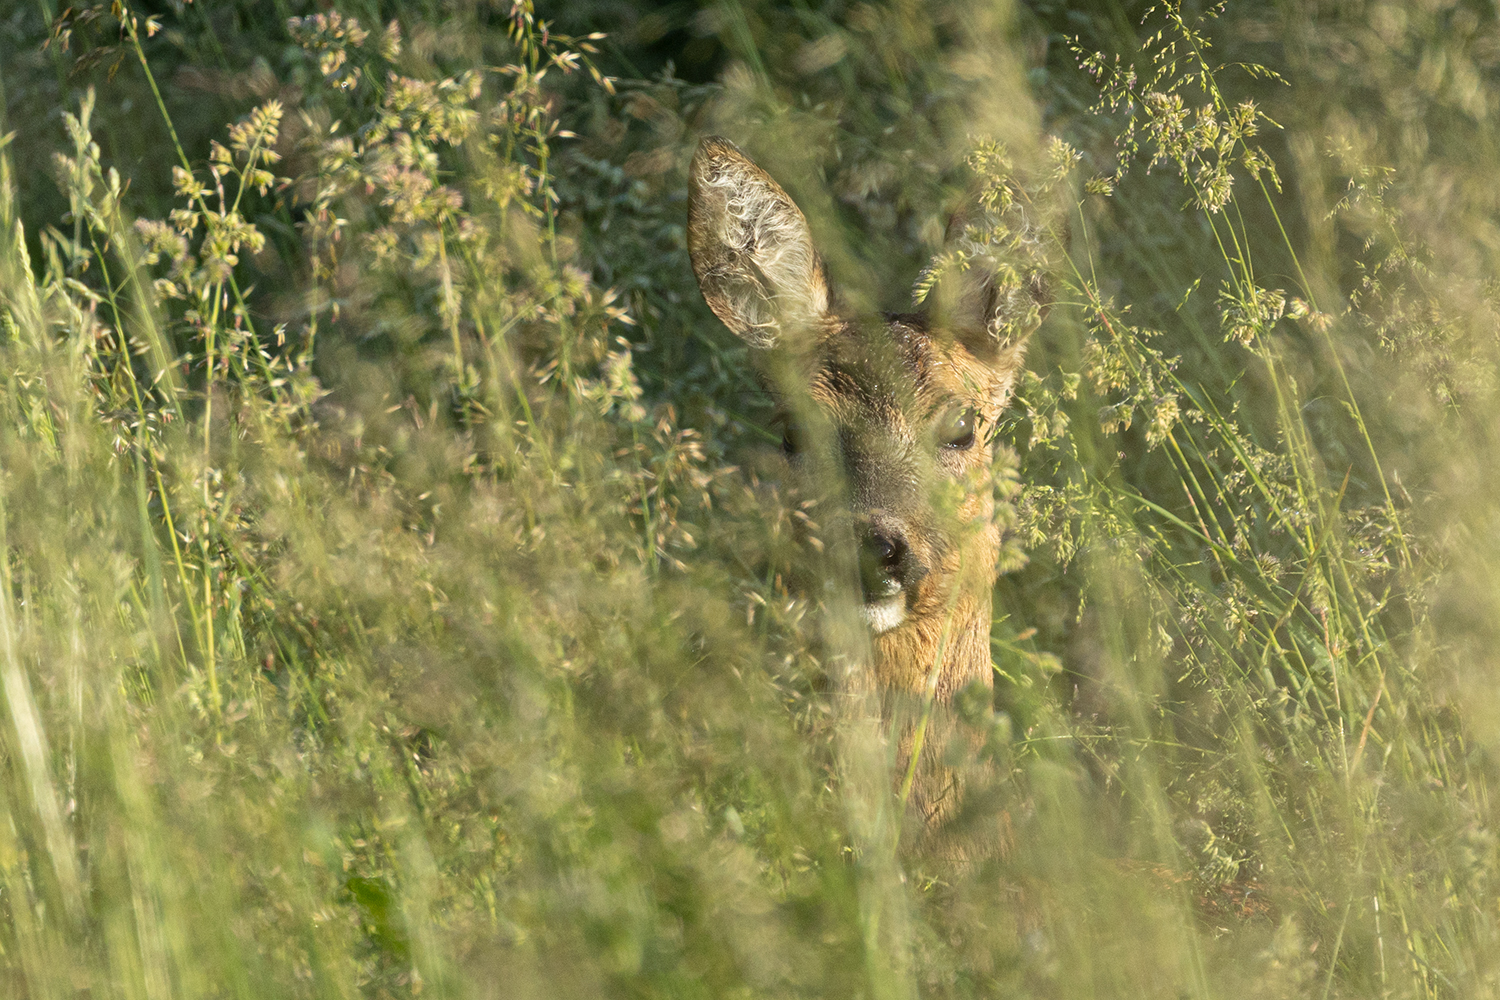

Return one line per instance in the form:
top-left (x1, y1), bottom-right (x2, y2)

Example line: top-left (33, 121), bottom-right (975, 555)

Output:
top-left (779, 420), bottom-right (803, 456)
top-left (937, 407), bottom-right (978, 450)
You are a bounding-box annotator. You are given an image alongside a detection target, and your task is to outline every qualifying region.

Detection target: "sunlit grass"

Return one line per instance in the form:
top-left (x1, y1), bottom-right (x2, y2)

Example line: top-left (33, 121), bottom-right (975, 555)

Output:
top-left (0, 0), bottom-right (1497, 996)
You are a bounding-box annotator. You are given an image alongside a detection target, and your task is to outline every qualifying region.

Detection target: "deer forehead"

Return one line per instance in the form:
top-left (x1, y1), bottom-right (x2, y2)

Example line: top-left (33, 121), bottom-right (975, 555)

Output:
top-left (802, 320), bottom-right (1000, 432)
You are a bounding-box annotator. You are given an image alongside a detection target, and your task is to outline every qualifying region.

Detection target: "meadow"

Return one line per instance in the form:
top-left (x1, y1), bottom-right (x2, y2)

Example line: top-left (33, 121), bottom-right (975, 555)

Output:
top-left (1, 0), bottom-right (1499, 996)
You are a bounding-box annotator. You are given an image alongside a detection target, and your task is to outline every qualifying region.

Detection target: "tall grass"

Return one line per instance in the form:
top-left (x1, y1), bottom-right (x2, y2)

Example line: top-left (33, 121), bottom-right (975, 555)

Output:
top-left (1, 0), bottom-right (1499, 996)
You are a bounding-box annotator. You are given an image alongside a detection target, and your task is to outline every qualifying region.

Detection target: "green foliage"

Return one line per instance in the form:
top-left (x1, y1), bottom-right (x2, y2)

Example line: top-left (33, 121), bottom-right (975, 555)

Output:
top-left (1, 0), bottom-right (1499, 997)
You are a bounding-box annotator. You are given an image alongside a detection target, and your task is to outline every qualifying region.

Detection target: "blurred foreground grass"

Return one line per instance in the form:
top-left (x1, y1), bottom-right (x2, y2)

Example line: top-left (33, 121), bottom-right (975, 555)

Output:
top-left (1, 0), bottom-right (1500, 996)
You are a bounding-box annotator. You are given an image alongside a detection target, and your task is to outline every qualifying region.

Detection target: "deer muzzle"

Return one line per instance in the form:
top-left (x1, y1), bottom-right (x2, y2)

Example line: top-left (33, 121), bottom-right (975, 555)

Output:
top-left (857, 517), bottom-right (929, 634)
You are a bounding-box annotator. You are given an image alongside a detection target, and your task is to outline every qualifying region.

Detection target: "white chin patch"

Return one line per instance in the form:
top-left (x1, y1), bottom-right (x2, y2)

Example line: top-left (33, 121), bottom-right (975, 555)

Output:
top-left (862, 596), bottom-right (907, 635)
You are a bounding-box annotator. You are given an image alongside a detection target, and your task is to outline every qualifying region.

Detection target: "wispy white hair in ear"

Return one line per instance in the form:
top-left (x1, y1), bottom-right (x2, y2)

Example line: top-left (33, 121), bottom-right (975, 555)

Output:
top-left (687, 136), bottom-right (832, 349)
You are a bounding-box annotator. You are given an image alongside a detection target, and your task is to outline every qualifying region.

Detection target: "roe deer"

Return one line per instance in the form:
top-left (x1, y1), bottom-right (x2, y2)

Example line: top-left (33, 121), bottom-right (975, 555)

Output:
top-left (686, 136), bottom-right (1050, 851)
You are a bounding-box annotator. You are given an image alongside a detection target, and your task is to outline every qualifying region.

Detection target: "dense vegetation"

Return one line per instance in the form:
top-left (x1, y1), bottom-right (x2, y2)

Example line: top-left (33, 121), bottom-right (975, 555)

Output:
top-left (3, 0), bottom-right (1500, 995)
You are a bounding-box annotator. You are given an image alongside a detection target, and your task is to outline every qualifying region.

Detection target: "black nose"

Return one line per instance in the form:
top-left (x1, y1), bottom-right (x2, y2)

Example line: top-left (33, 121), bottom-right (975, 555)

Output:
top-left (859, 530), bottom-right (908, 600)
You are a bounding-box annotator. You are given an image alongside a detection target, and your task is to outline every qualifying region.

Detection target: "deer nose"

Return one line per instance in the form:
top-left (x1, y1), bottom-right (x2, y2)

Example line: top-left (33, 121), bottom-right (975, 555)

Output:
top-left (859, 528), bottom-right (919, 600)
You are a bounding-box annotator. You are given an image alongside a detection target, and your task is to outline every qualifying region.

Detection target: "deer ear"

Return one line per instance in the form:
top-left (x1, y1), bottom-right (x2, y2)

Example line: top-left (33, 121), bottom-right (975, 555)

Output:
top-left (921, 206), bottom-right (1053, 361)
top-left (688, 136), bottom-right (832, 349)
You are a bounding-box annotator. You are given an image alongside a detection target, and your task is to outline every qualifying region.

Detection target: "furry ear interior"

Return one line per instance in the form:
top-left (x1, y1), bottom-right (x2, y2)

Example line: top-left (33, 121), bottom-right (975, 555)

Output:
top-left (920, 205), bottom-right (1053, 411)
top-left (928, 256), bottom-right (1050, 354)
top-left (687, 136), bottom-right (832, 349)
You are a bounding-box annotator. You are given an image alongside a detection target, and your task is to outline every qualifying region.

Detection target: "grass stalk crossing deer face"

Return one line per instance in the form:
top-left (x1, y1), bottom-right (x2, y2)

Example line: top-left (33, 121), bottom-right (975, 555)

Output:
top-left (687, 136), bottom-right (1046, 837)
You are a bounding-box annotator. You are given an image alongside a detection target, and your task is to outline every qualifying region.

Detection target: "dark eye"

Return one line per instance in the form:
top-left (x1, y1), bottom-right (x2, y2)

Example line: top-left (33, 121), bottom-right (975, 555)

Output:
top-left (780, 421), bottom-right (803, 456)
top-left (938, 407), bottom-right (978, 450)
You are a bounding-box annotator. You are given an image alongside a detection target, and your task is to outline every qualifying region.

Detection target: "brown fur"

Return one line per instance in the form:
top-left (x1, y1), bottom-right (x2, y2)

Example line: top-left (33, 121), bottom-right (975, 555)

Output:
top-left (687, 137), bottom-right (1044, 853)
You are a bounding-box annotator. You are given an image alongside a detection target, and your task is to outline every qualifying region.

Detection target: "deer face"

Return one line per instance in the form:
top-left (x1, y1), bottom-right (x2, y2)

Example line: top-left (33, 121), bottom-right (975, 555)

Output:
top-left (790, 317), bottom-right (1012, 636)
top-left (687, 136), bottom-right (1038, 643)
